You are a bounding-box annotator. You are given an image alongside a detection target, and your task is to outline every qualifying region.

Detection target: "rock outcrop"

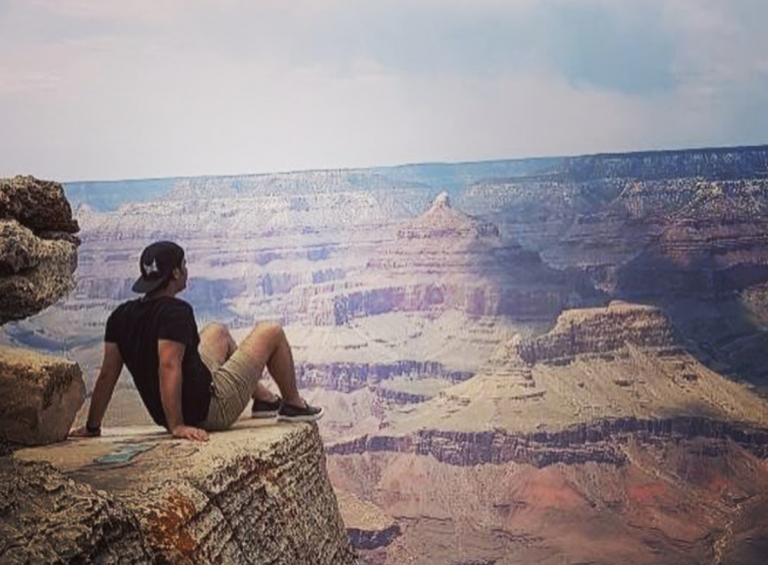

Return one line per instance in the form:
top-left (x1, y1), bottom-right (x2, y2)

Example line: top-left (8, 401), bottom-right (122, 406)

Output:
top-left (0, 175), bottom-right (79, 234)
top-left (515, 300), bottom-right (678, 364)
top-left (0, 176), bottom-right (80, 324)
top-left (9, 422), bottom-right (357, 565)
top-left (0, 346), bottom-right (85, 445)
top-left (381, 302), bottom-right (768, 436)
top-left (0, 176), bottom-right (84, 447)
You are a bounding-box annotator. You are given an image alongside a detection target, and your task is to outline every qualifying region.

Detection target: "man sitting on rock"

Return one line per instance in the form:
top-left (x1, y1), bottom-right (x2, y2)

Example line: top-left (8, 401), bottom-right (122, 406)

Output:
top-left (71, 241), bottom-right (323, 442)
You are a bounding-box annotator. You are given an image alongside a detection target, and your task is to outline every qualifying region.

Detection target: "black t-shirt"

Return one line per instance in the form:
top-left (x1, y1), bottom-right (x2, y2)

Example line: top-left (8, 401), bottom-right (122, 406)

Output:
top-left (104, 296), bottom-right (212, 427)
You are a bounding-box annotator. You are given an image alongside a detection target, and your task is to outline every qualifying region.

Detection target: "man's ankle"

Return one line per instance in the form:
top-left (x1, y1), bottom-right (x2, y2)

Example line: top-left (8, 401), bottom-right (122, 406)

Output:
top-left (283, 396), bottom-right (305, 409)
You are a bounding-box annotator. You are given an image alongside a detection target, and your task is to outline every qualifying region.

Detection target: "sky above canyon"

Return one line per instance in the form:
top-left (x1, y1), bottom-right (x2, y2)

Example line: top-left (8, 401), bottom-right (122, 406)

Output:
top-left (1, 0), bottom-right (767, 181)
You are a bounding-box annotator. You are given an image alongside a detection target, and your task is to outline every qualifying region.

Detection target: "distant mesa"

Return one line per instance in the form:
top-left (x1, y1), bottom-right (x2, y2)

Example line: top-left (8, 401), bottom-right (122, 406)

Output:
top-left (515, 300), bottom-right (678, 365)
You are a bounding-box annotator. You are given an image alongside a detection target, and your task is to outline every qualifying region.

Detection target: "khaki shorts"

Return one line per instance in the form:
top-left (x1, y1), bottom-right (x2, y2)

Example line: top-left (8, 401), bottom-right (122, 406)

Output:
top-left (198, 345), bottom-right (264, 431)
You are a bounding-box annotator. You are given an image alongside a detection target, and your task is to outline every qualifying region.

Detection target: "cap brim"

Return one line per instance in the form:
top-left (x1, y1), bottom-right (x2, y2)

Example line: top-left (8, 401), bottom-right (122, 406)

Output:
top-left (131, 276), bottom-right (167, 294)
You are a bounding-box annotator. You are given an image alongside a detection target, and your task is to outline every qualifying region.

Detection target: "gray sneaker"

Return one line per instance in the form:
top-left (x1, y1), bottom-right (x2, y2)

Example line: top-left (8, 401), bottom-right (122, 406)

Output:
top-left (252, 396), bottom-right (282, 419)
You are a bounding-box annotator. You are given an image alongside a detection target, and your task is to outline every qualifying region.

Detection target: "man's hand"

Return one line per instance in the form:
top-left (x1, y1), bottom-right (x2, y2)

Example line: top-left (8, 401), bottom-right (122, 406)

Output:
top-left (171, 425), bottom-right (209, 442)
top-left (69, 425), bottom-right (102, 438)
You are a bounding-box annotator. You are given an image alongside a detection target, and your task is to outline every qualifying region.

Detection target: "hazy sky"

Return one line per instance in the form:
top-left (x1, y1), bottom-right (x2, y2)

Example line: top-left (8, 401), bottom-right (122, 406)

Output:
top-left (1, 0), bottom-right (767, 181)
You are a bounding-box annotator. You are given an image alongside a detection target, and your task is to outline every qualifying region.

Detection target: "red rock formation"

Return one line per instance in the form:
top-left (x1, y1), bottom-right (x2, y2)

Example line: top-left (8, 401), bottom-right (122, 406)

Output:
top-left (328, 436), bottom-right (768, 565)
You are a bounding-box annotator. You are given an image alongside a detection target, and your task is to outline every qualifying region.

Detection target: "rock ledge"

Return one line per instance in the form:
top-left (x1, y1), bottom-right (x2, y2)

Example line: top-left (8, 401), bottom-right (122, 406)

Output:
top-left (8, 421), bottom-right (357, 565)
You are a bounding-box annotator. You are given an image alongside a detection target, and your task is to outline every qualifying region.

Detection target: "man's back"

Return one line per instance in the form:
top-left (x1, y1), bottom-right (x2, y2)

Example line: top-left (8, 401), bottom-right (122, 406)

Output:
top-left (105, 296), bottom-right (212, 427)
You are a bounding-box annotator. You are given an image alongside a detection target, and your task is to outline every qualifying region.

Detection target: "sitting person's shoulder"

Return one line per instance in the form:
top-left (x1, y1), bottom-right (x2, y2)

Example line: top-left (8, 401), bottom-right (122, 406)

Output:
top-left (109, 298), bottom-right (138, 318)
top-left (160, 296), bottom-right (195, 314)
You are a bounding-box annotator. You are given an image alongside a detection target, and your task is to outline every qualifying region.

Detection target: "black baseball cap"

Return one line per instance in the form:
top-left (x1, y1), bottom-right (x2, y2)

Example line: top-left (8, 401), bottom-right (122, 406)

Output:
top-left (131, 241), bottom-right (185, 294)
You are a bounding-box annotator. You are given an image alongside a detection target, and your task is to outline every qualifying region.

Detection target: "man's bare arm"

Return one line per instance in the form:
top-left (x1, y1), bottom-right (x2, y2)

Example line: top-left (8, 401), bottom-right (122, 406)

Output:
top-left (158, 339), bottom-right (209, 442)
top-left (70, 342), bottom-right (123, 437)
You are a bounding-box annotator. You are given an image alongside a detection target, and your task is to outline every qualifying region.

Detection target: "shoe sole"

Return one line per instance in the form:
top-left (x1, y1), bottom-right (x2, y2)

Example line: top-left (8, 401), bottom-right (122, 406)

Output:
top-left (251, 411), bottom-right (279, 419)
top-left (277, 409), bottom-right (325, 423)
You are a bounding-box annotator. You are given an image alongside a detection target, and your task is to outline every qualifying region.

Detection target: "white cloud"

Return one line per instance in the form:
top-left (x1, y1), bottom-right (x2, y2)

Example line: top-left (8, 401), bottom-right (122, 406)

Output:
top-left (0, 0), bottom-right (766, 180)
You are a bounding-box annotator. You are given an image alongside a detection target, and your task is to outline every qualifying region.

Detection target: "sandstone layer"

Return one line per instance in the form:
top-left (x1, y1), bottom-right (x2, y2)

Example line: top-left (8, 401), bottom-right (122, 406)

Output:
top-left (11, 421), bottom-right (357, 565)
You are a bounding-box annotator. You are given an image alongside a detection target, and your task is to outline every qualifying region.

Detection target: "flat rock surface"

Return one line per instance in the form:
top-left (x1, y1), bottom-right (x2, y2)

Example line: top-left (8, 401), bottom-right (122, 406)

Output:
top-left (15, 421), bottom-right (296, 491)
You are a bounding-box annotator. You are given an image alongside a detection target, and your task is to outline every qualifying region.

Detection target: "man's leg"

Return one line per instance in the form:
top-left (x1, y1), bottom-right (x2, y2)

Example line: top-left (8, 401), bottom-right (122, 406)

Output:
top-left (200, 322), bottom-right (277, 402)
top-left (199, 322), bottom-right (236, 366)
top-left (238, 322), bottom-right (305, 408)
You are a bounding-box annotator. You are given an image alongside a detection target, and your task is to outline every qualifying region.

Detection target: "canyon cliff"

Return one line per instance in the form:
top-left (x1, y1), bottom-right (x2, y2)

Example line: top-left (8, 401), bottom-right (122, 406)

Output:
top-left (5, 145), bottom-right (768, 564)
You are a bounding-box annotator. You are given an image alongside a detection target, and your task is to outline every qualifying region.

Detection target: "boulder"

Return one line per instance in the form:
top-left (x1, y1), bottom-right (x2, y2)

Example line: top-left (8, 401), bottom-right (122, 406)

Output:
top-left (0, 176), bottom-right (80, 325)
top-left (12, 421), bottom-right (358, 565)
top-left (0, 175), bottom-right (79, 234)
top-left (0, 346), bottom-right (85, 445)
top-left (0, 219), bottom-right (79, 324)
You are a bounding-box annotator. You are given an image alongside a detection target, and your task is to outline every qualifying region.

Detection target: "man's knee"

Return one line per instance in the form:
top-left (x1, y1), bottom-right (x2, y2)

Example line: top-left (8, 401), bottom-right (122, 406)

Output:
top-left (255, 320), bottom-right (283, 338)
top-left (248, 321), bottom-right (285, 347)
top-left (201, 322), bottom-right (230, 341)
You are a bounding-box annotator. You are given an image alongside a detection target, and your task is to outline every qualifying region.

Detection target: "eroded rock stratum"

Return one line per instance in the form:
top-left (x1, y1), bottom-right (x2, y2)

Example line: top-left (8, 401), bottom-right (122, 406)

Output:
top-left (7, 422), bottom-right (357, 565)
